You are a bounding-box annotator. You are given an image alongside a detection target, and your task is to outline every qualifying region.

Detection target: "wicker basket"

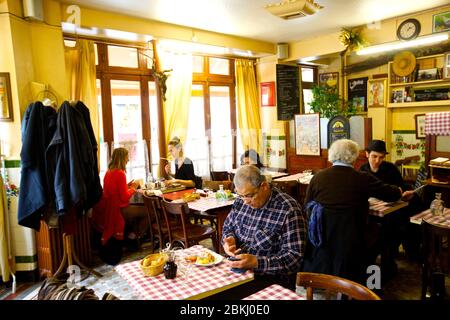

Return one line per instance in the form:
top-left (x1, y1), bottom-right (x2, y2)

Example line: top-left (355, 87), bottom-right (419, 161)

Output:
top-left (140, 253), bottom-right (167, 277)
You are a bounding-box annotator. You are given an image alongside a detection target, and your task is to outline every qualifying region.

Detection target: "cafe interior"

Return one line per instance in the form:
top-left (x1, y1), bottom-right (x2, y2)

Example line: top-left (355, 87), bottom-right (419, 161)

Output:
top-left (0, 0), bottom-right (450, 301)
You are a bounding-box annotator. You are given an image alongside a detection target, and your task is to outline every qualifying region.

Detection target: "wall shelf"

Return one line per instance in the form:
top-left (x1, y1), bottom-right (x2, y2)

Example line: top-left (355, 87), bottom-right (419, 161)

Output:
top-left (387, 100), bottom-right (450, 108)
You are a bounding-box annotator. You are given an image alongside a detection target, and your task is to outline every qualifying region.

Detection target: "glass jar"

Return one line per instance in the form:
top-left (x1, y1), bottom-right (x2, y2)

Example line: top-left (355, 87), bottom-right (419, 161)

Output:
top-left (163, 261), bottom-right (177, 279)
top-left (430, 193), bottom-right (445, 216)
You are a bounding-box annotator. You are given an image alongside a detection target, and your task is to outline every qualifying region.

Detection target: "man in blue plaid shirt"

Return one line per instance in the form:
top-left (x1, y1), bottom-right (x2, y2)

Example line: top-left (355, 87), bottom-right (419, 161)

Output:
top-left (222, 165), bottom-right (307, 292)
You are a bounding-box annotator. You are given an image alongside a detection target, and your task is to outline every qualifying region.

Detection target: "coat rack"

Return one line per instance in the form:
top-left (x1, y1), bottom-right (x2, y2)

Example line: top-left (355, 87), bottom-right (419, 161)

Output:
top-left (53, 233), bottom-right (103, 279)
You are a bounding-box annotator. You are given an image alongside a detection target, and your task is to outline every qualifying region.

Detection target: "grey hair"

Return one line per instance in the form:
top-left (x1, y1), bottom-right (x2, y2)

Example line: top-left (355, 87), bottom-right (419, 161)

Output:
top-left (233, 165), bottom-right (266, 189)
top-left (328, 139), bottom-right (360, 165)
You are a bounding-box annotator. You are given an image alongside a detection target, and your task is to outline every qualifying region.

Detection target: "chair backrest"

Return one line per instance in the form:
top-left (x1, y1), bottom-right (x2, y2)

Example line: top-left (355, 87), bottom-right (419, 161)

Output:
top-left (160, 198), bottom-right (190, 245)
top-left (296, 272), bottom-right (381, 300)
top-left (272, 180), bottom-right (299, 199)
top-left (210, 171), bottom-right (230, 181)
top-left (422, 219), bottom-right (450, 274)
top-left (202, 180), bottom-right (232, 192)
top-left (142, 194), bottom-right (166, 243)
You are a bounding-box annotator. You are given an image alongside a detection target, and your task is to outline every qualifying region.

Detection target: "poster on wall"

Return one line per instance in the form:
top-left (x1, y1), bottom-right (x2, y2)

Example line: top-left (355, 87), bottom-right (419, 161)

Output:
top-left (348, 77), bottom-right (368, 113)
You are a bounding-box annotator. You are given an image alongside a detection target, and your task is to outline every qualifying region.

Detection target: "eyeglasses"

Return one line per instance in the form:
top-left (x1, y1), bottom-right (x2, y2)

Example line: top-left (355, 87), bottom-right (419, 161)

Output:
top-left (237, 185), bottom-right (262, 201)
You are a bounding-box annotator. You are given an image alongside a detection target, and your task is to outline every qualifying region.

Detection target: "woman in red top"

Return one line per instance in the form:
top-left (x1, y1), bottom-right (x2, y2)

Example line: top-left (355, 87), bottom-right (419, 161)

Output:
top-left (92, 148), bottom-right (145, 264)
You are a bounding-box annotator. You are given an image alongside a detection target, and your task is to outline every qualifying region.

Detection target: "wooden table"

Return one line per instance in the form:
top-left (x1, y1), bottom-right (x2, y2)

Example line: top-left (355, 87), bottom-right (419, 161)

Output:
top-left (115, 245), bottom-right (253, 300)
top-left (410, 207), bottom-right (450, 227)
top-left (242, 284), bottom-right (305, 300)
top-left (368, 197), bottom-right (409, 217)
top-left (229, 168), bottom-right (289, 179)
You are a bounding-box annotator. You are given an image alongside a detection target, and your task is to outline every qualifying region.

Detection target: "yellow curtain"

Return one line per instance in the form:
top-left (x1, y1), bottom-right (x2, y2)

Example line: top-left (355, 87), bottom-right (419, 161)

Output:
top-left (235, 59), bottom-right (262, 152)
top-left (0, 176), bottom-right (12, 282)
top-left (64, 39), bottom-right (99, 143)
top-left (156, 43), bottom-right (192, 147)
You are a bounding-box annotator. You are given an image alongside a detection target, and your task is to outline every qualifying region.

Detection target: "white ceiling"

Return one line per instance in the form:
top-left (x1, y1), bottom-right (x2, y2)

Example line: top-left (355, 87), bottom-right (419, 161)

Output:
top-left (60, 0), bottom-right (450, 43)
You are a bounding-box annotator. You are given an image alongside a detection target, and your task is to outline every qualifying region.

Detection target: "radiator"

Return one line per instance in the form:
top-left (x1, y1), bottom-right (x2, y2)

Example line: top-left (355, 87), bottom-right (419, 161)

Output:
top-left (35, 214), bottom-right (92, 278)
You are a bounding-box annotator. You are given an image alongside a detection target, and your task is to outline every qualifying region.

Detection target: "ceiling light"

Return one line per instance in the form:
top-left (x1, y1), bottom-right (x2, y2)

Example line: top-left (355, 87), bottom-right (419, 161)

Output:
top-left (357, 33), bottom-right (449, 55)
top-left (265, 0), bottom-right (323, 20)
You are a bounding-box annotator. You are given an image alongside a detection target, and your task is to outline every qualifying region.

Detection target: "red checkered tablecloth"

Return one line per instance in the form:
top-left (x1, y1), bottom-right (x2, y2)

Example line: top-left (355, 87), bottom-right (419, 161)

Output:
top-left (368, 198), bottom-right (408, 217)
top-left (425, 112), bottom-right (450, 136)
top-left (188, 196), bottom-right (234, 212)
top-left (243, 284), bottom-right (305, 300)
top-left (115, 245), bottom-right (253, 300)
top-left (410, 208), bottom-right (450, 227)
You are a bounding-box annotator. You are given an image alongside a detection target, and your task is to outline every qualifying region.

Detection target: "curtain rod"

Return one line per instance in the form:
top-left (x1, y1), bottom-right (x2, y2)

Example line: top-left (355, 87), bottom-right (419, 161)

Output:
top-left (63, 34), bottom-right (151, 49)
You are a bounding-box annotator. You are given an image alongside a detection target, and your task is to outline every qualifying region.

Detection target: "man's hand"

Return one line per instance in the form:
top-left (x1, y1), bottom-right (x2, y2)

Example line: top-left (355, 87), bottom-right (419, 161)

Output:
top-left (401, 190), bottom-right (415, 201)
top-left (225, 253), bottom-right (258, 270)
top-left (223, 236), bottom-right (237, 257)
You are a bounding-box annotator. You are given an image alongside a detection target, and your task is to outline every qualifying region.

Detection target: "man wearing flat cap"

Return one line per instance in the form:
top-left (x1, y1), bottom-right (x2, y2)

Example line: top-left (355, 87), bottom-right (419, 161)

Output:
top-left (360, 139), bottom-right (421, 273)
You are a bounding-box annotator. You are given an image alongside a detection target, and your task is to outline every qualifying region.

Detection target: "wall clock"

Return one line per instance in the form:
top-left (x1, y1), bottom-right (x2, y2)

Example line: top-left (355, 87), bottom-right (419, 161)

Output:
top-left (397, 18), bottom-right (421, 41)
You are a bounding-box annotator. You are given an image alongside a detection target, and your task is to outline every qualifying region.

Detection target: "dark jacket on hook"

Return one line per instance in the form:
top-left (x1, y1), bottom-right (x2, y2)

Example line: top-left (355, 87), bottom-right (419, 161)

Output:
top-left (46, 101), bottom-right (102, 215)
top-left (18, 102), bottom-right (57, 230)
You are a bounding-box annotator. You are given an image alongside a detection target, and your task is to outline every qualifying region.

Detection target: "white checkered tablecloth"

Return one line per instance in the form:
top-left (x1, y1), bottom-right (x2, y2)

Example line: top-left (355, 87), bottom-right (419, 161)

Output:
top-left (410, 208), bottom-right (450, 227)
top-left (243, 284), bottom-right (305, 300)
top-left (115, 245), bottom-right (253, 300)
top-left (368, 198), bottom-right (408, 217)
top-left (187, 196), bottom-right (234, 212)
top-left (273, 173), bottom-right (312, 183)
top-left (425, 112), bottom-right (450, 136)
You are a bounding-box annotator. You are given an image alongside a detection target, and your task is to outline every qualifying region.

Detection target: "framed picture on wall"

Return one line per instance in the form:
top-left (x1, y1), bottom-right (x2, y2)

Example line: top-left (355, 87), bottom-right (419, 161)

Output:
top-left (319, 72), bottom-right (339, 92)
top-left (348, 77), bottom-right (368, 113)
top-left (0, 73), bottom-right (13, 122)
top-left (415, 114), bottom-right (426, 139)
top-left (260, 82), bottom-right (275, 106)
top-left (433, 11), bottom-right (450, 33)
top-left (294, 113), bottom-right (320, 156)
top-left (367, 79), bottom-right (387, 108)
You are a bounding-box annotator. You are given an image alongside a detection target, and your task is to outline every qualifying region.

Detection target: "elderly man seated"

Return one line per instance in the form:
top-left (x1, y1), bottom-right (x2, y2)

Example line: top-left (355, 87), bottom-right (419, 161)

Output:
top-left (302, 139), bottom-right (403, 284)
top-left (221, 165), bottom-right (307, 295)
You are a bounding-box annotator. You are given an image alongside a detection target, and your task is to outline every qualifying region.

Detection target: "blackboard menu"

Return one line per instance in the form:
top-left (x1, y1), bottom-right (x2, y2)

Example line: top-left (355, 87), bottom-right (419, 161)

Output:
top-left (276, 64), bottom-right (300, 120)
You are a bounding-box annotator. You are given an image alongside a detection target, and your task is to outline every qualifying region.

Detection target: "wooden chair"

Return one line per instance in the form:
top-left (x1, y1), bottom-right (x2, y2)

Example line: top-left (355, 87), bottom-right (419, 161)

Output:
top-left (142, 194), bottom-right (180, 252)
top-left (161, 198), bottom-right (218, 252)
top-left (272, 180), bottom-right (299, 200)
top-left (210, 171), bottom-right (230, 181)
top-left (296, 272), bottom-right (381, 300)
top-left (421, 219), bottom-right (450, 300)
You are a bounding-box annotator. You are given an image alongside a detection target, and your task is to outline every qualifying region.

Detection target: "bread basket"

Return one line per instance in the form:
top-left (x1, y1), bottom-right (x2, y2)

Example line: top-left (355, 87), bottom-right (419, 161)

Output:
top-left (140, 253), bottom-right (168, 277)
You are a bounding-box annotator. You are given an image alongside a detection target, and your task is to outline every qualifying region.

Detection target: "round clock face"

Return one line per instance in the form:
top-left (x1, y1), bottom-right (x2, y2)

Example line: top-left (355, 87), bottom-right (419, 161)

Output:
top-left (397, 19), bottom-right (421, 41)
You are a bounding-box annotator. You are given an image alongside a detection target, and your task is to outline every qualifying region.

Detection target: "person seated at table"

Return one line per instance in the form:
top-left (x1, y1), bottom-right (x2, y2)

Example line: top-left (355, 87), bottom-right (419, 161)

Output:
top-left (164, 136), bottom-right (201, 188)
top-left (91, 148), bottom-right (146, 265)
top-left (240, 149), bottom-right (264, 169)
top-left (360, 139), bottom-right (424, 262)
top-left (301, 139), bottom-right (403, 284)
top-left (222, 165), bottom-right (307, 294)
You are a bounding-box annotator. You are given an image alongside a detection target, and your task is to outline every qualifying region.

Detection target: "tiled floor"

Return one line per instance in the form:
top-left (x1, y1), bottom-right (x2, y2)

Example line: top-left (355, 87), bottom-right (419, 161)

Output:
top-left (1, 241), bottom-right (448, 300)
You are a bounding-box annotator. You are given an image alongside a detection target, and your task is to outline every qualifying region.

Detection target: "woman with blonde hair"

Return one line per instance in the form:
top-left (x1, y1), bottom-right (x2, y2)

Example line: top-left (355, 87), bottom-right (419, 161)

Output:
top-left (92, 148), bottom-right (146, 264)
top-left (164, 137), bottom-right (199, 188)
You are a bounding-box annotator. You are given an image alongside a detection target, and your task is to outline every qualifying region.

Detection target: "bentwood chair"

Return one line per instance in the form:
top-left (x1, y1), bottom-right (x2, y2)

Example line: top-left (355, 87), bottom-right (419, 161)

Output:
top-left (161, 198), bottom-right (218, 252)
top-left (296, 272), bottom-right (381, 300)
top-left (421, 219), bottom-right (450, 300)
top-left (210, 171), bottom-right (230, 181)
top-left (272, 180), bottom-right (299, 199)
top-left (142, 194), bottom-right (180, 252)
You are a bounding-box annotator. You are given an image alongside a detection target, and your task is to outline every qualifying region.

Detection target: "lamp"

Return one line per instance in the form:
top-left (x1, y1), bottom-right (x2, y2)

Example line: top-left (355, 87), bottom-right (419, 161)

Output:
top-left (357, 33), bottom-right (449, 56)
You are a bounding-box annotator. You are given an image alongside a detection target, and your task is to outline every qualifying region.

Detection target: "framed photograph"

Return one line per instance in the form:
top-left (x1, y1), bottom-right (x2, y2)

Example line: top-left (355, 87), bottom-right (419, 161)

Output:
top-left (391, 88), bottom-right (405, 103)
top-left (415, 114), bottom-right (426, 139)
top-left (0, 73), bottom-right (13, 122)
top-left (444, 53), bottom-right (450, 79)
top-left (417, 68), bottom-right (438, 81)
top-left (260, 81), bottom-right (275, 107)
top-left (367, 79), bottom-right (387, 108)
top-left (319, 72), bottom-right (339, 92)
top-left (294, 113), bottom-right (320, 156)
top-left (433, 11), bottom-right (450, 33)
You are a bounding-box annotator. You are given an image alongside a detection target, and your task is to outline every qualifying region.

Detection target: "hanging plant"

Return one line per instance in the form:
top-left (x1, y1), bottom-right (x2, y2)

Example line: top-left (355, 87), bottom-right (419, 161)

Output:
top-left (339, 28), bottom-right (367, 52)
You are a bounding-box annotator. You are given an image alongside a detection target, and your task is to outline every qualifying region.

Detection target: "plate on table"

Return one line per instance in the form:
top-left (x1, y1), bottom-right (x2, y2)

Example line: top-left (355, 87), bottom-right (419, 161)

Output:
top-left (194, 250), bottom-right (224, 267)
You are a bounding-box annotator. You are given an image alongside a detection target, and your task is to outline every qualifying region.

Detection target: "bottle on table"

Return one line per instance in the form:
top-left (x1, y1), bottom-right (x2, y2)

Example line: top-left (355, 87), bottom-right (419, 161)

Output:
top-left (430, 193), bottom-right (445, 216)
top-left (216, 184), bottom-right (227, 202)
